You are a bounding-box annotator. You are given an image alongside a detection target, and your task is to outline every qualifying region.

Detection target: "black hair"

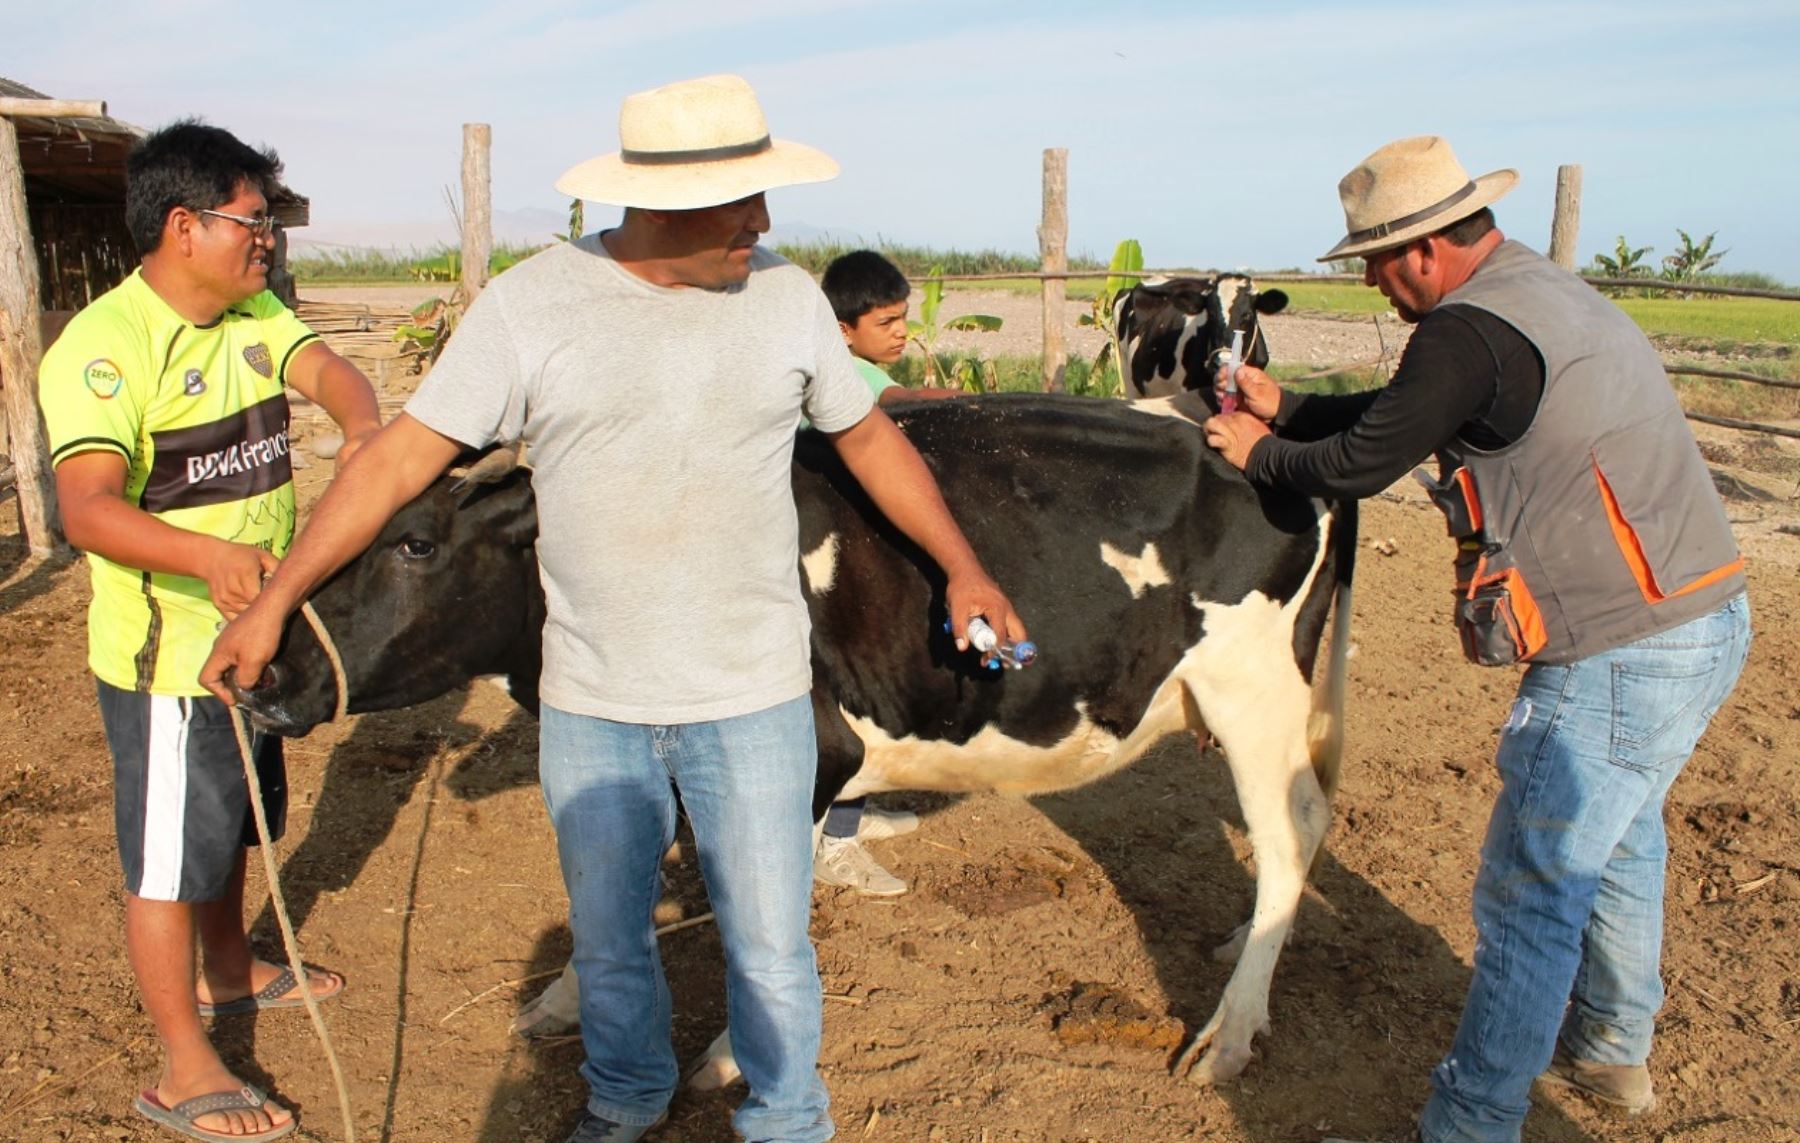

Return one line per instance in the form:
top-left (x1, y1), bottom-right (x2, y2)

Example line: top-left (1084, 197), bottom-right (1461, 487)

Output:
top-left (820, 249), bottom-right (910, 324)
top-left (125, 119), bottom-right (282, 255)
top-left (1438, 206), bottom-right (1496, 248)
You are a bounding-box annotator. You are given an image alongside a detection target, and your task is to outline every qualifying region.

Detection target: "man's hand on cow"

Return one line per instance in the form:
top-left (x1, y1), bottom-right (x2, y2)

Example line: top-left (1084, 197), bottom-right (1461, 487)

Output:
top-left (203, 541), bottom-right (280, 621)
top-left (1215, 362), bottom-right (1281, 422)
top-left (945, 567), bottom-right (1027, 654)
top-left (200, 597), bottom-right (289, 703)
top-left (1203, 412), bottom-right (1272, 472)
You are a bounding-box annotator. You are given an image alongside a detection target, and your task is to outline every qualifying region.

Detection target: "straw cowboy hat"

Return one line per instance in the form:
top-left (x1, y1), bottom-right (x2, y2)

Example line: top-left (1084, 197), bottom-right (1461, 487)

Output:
top-left (554, 74), bottom-right (839, 210)
top-left (1318, 135), bottom-right (1518, 262)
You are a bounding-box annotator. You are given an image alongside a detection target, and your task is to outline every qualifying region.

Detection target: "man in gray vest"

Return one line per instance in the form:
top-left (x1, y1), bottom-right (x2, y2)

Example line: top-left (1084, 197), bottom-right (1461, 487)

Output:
top-left (1202, 136), bottom-right (1750, 1142)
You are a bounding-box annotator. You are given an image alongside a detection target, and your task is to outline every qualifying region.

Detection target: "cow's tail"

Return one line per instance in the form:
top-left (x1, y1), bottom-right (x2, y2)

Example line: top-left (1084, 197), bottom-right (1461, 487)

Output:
top-left (1306, 500), bottom-right (1356, 803)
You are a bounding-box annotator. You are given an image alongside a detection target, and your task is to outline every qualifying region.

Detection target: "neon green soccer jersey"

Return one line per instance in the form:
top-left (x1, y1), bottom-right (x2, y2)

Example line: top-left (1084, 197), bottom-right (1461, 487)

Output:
top-left (39, 270), bottom-right (320, 694)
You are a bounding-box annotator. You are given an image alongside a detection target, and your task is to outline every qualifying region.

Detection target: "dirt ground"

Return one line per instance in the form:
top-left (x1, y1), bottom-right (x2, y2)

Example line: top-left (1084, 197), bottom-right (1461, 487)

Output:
top-left (3, 290), bottom-right (1800, 1142)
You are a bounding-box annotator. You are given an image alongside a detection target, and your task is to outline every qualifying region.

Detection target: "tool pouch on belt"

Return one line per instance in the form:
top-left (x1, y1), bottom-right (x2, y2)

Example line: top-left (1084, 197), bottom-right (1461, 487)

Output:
top-left (1415, 466), bottom-right (1549, 667)
top-left (1454, 543), bottom-right (1548, 666)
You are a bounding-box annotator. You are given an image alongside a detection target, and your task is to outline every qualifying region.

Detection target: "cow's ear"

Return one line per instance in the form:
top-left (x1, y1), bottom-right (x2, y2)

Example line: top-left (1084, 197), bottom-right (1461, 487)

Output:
top-left (1254, 289), bottom-right (1289, 315)
top-left (488, 476), bottom-right (538, 549)
top-left (459, 471), bottom-right (538, 547)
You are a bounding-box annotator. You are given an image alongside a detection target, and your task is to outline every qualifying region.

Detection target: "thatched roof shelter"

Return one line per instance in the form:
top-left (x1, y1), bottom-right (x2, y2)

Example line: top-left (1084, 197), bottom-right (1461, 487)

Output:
top-left (2, 77), bottom-right (310, 310)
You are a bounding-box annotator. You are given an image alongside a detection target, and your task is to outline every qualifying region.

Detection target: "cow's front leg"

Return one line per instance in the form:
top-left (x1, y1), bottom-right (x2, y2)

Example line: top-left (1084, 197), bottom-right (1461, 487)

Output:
top-left (1175, 670), bottom-right (1329, 1084)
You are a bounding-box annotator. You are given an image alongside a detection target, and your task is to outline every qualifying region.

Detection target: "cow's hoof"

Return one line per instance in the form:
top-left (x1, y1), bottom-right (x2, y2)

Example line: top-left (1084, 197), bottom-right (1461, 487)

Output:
top-left (683, 1031), bottom-right (742, 1091)
top-left (1180, 1038), bottom-right (1256, 1086)
top-left (684, 1056), bottom-right (742, 1092)
top-left (511, 1001), bottom-right (578, 1040)
top-left (511, 968), bottom-right (580, 1040)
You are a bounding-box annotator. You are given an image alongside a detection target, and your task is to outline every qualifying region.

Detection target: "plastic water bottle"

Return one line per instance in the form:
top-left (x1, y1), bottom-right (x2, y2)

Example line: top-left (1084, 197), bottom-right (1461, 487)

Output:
top-left (962, 616), bottom-right (1038, 671)
top-left (1220, 329), bottom-right (1245, 414)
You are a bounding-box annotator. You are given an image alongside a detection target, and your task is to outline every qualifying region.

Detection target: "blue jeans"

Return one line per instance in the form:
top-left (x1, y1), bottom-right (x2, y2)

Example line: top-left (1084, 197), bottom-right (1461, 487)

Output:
top-left (1420, 594), bottom-right (1750, 1143)
top-left (539, 695), bottom-right (832, 1143)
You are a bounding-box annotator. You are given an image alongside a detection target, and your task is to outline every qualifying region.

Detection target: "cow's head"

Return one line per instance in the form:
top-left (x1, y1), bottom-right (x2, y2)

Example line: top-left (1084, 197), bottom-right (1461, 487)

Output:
top-left (232, 446), bottom-right (545, 735)
top-left (1114, 274), bottom-right (1288, 400)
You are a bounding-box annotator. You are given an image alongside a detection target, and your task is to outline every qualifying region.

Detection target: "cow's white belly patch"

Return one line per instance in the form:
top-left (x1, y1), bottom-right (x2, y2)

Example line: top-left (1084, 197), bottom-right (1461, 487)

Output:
top-left (839, 699), bottom-right (1186, 799)
top-left (800, 533), bottom-right (839, 596)
top-left (1100, 540), bottom-right (1171, 598)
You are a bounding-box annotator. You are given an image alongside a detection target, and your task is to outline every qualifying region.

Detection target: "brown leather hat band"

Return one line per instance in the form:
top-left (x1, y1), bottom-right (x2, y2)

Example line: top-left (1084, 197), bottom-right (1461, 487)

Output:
top-left (620, 135), bottom-right (772, 166)
top-left (1346, 180), bottom-right (1478, 243)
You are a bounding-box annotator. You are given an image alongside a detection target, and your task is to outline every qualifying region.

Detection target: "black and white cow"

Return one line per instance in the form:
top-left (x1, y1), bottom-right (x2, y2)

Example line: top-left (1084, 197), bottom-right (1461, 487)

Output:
top-left (234, 393), bottom-right (1353, 1087)
top-left (1115, 274), bottom-right (1289, 399)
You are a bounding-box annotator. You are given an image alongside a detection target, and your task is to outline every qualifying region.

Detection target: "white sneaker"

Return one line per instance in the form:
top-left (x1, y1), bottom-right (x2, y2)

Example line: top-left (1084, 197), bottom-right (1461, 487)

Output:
top-left (856, 806), bottom-right (919, 841)
top-left (814, 836), bottom-right (907, 896)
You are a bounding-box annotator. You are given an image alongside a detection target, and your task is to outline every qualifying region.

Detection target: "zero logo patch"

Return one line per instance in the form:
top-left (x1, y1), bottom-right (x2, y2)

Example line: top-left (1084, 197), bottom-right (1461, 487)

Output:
top-left (184, 369), bottom-right (207, 396)
top-left (243, 342), bottom-right (273, 378)
top-left (84, 358), bottom-right (124, 399)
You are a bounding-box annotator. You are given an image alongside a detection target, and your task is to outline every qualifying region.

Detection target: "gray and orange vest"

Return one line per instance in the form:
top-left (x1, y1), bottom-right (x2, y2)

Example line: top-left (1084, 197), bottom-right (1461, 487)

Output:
top-left (1420, 241), bottom-right (1743, 666)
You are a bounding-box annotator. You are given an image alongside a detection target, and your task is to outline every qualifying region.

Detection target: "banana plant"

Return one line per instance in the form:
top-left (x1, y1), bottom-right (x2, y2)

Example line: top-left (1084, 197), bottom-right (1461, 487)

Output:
top-left (1077, 239), bottom-right (1143, 397)
top-left (1590, 236), bottom-right (1654, 296)
top-left (908, 264), bottom-right (1002, 389)
top-left (1661, 229), bottom-right (1726, 298)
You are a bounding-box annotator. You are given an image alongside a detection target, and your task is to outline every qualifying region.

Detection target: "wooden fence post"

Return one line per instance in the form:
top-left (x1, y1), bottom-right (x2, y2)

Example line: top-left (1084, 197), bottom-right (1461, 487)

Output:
top-left (1039, 148), bottom-right (1068, 393)
top-left (1549, 164), bottom-right (1582, 271)
top-left (461, 124), bottom-right (492, 301)
top-left (0, 112), bottom-right (67, 556)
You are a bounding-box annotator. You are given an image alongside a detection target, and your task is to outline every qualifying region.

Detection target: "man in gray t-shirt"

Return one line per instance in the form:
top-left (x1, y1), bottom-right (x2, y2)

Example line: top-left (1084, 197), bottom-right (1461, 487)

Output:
top-left (203, 74), bottom-right (1022, 1143)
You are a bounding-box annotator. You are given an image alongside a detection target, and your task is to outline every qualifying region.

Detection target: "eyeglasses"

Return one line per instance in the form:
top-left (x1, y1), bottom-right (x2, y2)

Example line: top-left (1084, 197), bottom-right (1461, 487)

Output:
top-left (198, 208), bottom-right (278, 239)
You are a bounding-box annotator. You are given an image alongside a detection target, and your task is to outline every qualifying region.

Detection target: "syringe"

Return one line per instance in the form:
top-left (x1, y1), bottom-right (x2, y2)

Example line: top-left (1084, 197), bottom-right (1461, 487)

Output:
top-left (1220, 329), bottom-right (1245, 414)
top-left (948, 616), bottom-right (1039, 670)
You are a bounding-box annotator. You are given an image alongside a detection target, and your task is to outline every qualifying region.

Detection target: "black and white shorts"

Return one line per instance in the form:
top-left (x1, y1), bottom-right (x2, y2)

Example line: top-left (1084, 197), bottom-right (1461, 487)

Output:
top-left (97, 679), bottom-right (287, 903)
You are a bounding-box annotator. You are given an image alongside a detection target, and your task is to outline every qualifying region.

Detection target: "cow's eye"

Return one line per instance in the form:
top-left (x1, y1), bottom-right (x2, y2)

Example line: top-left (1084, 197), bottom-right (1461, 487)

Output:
top-left (397, 538), bottom-right (435, 560)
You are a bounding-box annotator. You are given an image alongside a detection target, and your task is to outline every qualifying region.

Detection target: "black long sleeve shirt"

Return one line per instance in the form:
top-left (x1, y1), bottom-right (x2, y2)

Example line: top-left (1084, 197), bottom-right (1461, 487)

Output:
top-left (1244, 304), bottom-right (1546, 499)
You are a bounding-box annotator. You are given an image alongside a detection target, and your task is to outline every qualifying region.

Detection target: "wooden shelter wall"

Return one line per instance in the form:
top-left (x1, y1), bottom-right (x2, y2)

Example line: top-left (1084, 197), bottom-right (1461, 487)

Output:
top-left (28, 201), bottom-right (135, 311)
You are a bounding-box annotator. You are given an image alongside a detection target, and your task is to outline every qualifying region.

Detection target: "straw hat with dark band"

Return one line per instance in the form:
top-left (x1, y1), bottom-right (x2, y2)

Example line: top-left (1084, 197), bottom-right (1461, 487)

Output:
top-left (555, 74), bottom-right (839, 211)
top-left (1318, 135), bottom-right (1518, 262)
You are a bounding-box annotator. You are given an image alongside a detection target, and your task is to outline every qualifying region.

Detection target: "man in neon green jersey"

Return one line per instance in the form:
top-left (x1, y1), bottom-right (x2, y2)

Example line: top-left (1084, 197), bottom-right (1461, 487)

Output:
top-left (39, 120), bottom-right (379, 1143)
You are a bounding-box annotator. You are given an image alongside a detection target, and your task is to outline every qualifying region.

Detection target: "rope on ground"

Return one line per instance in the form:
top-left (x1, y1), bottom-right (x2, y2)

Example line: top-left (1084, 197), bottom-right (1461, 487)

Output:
top-left (232, 710), bottom-right (357, 1142)
top-left (437, 913), bottom-right (718, 1026)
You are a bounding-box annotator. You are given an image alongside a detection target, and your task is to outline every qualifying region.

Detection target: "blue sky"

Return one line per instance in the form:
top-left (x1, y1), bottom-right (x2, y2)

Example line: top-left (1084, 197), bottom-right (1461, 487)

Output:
top-left (9, 0), bottom-right (1798, 278)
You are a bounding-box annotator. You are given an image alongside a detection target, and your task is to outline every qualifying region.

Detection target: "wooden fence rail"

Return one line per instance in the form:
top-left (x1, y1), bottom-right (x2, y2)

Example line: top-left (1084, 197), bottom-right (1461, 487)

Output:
top-left (1685, 412), bottom-right (1800, 441)
top-left (902, 268), bottom-right (1800, 303)
top-left (1666, 365), bottom-right (1800, 392)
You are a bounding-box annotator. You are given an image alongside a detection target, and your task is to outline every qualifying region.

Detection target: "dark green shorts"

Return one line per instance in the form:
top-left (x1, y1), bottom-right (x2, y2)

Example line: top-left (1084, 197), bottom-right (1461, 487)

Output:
top-left (97, 679), bottom-right (286, 902)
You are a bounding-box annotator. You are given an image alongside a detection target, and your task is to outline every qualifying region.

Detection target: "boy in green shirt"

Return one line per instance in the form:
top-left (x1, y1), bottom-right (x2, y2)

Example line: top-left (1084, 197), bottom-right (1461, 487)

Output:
top-left (39, 121), bottom-right (380, 1143)
top-left (814, 250), bottom-right (961, 894)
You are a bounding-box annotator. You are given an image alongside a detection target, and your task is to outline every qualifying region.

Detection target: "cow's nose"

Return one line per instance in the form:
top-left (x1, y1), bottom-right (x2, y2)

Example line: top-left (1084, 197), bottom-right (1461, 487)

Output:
top-left (232, 662), bottom-right (280, 695)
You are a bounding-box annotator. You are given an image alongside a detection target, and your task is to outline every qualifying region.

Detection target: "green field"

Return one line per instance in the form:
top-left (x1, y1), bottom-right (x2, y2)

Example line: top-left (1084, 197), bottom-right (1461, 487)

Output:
top-left (290, 242), bottom-right (546, 284)
top-left (289, 241), bottom-right (1800, 354)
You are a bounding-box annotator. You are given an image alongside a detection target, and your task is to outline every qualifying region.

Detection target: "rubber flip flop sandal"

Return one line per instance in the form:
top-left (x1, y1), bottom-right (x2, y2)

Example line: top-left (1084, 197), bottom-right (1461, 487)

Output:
top-left (133, 1084), bottom-right (296, 1142)
top-left (198, 964), bottom-right (344, 1017)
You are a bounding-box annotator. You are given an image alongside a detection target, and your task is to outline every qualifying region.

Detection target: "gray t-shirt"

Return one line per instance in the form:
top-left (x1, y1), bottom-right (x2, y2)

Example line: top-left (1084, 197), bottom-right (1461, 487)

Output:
top-left (406, 236), bottom-right (875, 723)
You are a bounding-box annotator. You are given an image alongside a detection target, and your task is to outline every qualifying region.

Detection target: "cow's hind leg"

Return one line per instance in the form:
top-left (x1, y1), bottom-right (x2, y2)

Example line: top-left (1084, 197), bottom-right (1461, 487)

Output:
top-left (1174, 657), bottom-right (1330, 1085)
top-left (512, 962), bottom-right (580, 1039)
